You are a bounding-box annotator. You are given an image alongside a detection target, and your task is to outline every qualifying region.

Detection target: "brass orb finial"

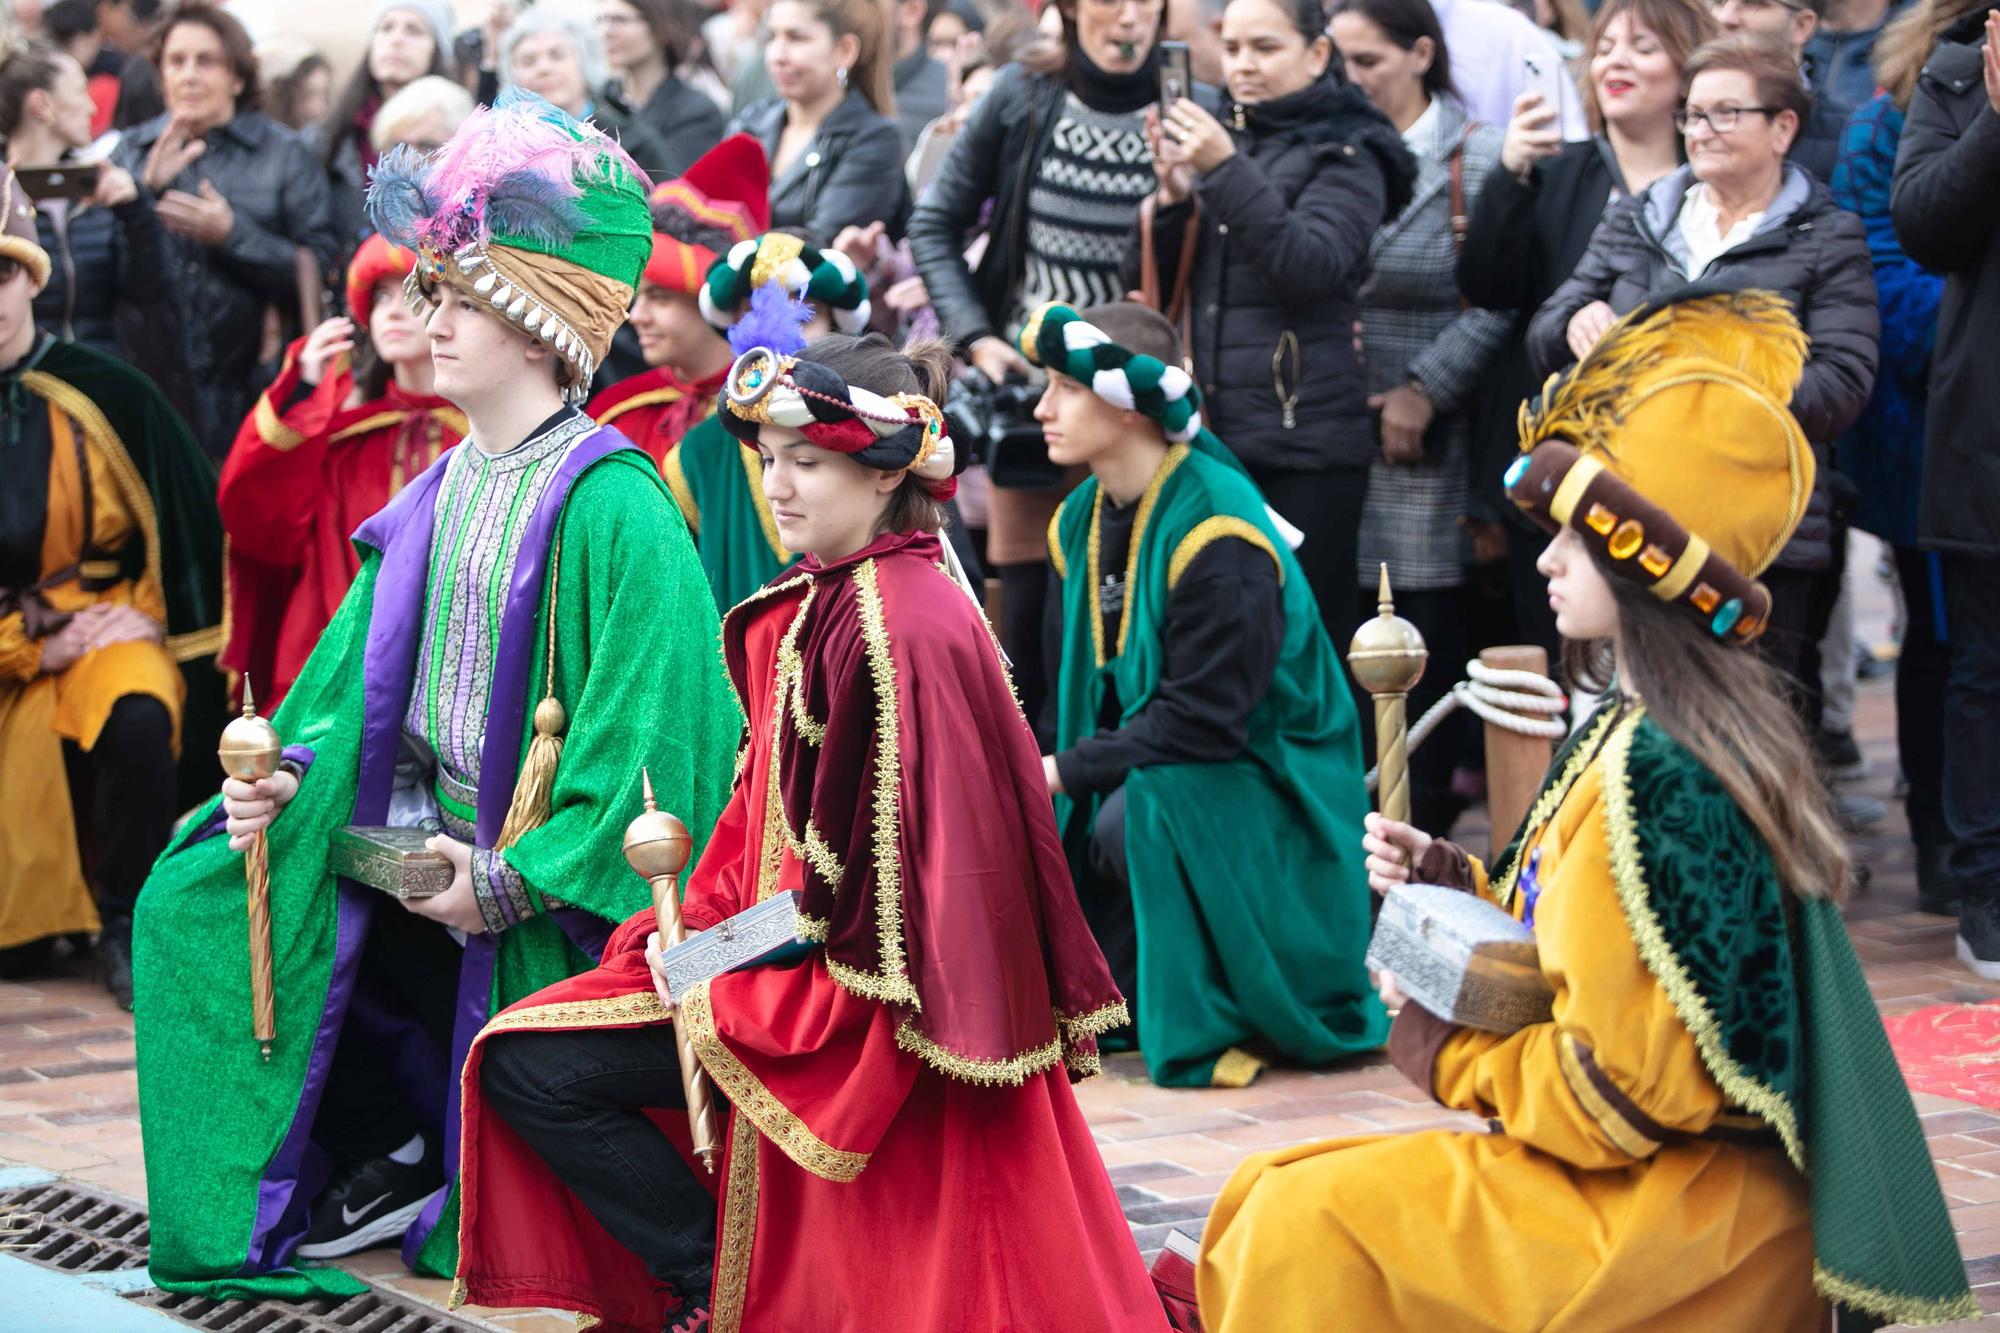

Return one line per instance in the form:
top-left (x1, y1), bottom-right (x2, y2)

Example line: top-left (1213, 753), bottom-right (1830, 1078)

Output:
top-left (623, 767), bottom-right (692, 880)
top-left (218, 676), bottom-right (284, 782)
top-left (1347, 564), bottom-right (1428, 696)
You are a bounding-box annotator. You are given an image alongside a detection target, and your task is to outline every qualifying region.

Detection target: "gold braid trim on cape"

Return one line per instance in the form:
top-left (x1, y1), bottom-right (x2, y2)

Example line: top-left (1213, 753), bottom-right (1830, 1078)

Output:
top-left (681, 978), bottom-right (870, 1183)
top-left (1597, 709), bottom-right (1804, 1169)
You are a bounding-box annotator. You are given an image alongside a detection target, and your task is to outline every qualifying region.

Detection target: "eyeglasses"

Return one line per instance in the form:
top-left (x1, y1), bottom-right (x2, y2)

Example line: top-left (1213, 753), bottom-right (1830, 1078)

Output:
top-left (1673, 104), bottom-right (1780, 133)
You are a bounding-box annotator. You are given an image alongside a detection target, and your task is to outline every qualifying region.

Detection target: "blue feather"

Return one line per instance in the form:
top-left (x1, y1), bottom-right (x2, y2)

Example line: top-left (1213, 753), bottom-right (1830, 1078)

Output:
top-left (729, 283), bottom-right (813, 358)
top-left (364, 147), bottom-right (435, 249)
top-left (481, 168), bottom-right (593, 251)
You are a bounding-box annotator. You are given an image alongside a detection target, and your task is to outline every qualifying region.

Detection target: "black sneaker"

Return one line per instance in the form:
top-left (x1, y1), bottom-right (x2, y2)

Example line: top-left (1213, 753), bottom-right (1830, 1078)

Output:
top-left (297, 1135), bottom-right (441, 1259)
top-left (1814, 729), bottom-right (1868, 784)
top-left (1957, 899), bottom-right (2000, 982)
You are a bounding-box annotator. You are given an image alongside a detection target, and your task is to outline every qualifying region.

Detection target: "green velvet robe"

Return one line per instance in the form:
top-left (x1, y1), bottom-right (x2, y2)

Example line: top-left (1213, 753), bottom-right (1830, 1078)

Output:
top-left (132, 443), bottom-right (742, 1299)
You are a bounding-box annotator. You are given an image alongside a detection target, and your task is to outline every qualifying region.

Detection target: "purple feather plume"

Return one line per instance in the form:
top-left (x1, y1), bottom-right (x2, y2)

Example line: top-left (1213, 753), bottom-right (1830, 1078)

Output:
top-left (730, 283), bottom-right (814, 358)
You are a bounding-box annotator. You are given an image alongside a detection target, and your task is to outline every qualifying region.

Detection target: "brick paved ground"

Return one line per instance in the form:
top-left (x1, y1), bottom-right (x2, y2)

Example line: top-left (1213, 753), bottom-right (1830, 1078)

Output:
top-left (4, 547), bottom-right (1997, 1328)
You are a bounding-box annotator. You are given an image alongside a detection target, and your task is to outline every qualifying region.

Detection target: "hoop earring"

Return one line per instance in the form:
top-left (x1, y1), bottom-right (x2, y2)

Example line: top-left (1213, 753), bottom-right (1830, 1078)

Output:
top-left (837, 65), bottom-right (849, 88)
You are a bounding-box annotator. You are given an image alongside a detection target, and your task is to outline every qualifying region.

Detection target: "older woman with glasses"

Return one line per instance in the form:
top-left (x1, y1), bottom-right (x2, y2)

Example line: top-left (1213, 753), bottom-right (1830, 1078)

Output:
top-left (1529, 34), bottom-right (1876, 741)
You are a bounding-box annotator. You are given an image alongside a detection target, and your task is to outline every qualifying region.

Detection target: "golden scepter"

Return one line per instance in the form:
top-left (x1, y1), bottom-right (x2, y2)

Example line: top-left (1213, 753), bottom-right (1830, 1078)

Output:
top-left (623, 769), bottom-right (720, 1173)
top-left (1347, 565), bottom-right (1428, 827)
top-left (218, 677), bottom-right (282, 1060)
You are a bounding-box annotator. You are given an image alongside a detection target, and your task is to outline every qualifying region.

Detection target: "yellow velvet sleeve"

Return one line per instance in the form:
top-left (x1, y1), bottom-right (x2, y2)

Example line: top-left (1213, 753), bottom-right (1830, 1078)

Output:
top-left (1425, 761), bottom-right (1730, 1170)
top-left (0, 611), bottom-right (42, 681)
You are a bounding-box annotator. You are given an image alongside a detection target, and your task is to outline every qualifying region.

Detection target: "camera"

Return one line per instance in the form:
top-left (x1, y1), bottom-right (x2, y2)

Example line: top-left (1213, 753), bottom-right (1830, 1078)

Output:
top-left (947, 368), bottom-right (1061, 490)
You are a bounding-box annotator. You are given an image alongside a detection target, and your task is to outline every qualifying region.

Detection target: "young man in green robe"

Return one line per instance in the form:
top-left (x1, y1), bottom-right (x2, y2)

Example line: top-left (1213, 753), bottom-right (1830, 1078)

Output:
top-left (1027, 301), bottom-right (1387, 1089)
top-left (131, 92), bottom-right (742, 1301)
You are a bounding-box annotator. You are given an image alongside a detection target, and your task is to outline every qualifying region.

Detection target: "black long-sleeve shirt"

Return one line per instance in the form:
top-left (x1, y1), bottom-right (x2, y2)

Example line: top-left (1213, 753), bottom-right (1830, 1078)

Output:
top-left (1042, 494), bottom-right (1284, 795)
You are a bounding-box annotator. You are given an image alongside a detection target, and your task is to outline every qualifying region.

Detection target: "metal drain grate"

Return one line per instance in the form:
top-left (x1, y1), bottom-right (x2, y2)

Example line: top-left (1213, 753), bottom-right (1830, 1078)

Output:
top-left (1, 1182), bottom-right (476, 1332)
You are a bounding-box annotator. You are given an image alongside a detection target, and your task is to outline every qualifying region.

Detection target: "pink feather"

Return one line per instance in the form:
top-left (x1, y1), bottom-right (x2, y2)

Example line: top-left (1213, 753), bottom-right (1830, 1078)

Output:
top-left (413, 90), bottom-right (647, 253)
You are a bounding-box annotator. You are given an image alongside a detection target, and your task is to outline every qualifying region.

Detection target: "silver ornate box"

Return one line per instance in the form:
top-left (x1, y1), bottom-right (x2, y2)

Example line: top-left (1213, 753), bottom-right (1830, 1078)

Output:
top-left (329, 825), bottom-right (455, 901)
top-left (660, 890), bottom-right (814, 997)
top-left (1367, 883), bottom-right (1554, 1033)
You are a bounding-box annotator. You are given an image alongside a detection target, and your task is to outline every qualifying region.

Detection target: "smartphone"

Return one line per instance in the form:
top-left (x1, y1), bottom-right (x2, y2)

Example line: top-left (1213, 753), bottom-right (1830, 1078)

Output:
top-left (15, 163), bottom-right (99, 204)
top-left (1159, 40), bottom-right (1192, 109)
top-left (1521, 54), bottom-right (1565, 122)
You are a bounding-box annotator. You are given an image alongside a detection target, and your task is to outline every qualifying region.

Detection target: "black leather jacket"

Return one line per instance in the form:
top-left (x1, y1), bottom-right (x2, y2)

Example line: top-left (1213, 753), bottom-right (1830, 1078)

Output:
top-left (730, 90), bottom-right (909, 243)
top-left (114, 109), bottom-right (336, 450)
top-left (905, 62), bottom-right (1067, 349)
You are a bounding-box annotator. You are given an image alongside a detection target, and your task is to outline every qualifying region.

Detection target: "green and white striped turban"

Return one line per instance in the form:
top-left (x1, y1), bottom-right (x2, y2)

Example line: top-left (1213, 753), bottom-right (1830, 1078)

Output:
top-left (700, 232), bottom-right (871, 335)
top-left (1018, 302), bottom-right (1203, 442)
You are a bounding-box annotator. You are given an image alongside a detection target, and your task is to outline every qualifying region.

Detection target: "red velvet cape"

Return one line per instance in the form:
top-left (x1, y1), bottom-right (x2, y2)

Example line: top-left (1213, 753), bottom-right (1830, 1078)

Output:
top-left (217, 338), bottom-right (464, 706)
top-left (454, 531), bottom-right (1164, 1333)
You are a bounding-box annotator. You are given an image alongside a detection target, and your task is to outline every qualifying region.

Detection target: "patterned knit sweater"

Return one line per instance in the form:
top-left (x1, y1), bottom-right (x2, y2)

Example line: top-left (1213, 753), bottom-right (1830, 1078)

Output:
top-left (1008, 93), bottom-right (1155, 334)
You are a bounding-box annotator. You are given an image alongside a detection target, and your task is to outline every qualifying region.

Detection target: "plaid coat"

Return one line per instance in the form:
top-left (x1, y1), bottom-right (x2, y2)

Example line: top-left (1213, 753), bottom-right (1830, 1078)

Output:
top-left (1356, 99), bottom-right (1513, 591)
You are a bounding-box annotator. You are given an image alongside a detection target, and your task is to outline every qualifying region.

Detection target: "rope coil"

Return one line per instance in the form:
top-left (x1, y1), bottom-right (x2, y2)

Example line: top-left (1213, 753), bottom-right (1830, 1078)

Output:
top-left (1365, 659), bottom-right (1569, 792)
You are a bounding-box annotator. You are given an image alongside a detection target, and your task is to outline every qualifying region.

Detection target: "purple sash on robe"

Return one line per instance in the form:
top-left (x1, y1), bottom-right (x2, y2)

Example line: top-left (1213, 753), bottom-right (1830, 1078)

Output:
top-left (241, 425), bottom-right (636, 1274)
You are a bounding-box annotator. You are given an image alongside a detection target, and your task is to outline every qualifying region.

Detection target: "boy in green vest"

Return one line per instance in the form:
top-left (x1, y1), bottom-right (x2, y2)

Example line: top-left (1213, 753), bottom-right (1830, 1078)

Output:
top-left (1028, 301), bottom-right (1387, 1089)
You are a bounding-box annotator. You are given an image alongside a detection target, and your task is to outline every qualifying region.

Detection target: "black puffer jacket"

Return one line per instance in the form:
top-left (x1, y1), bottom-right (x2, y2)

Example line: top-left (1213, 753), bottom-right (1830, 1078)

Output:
top-left (730, 90), bottom-right (908, 243)
top-left (32, 187), bottom-right (174, 356)
top-left (1889, 8), bottom-right (2000, 556)
top-left (114, 109), bottom-right (336, 452)
top-left (1529, 164), bottom-right (1880, 569)
top-left (1120, 77), bottom-right (1413, 471)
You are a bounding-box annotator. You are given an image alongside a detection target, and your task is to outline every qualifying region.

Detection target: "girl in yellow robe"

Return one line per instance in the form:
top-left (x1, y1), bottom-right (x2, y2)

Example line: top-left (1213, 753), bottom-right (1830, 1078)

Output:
top-left (1196, 291), bottom-right (1975, 1332)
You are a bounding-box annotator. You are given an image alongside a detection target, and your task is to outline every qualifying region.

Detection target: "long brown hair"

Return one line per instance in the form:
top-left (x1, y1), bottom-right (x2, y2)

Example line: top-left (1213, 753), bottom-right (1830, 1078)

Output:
top-left (803, 331), bottom-right (956, 535)
top-left (1874, 0), bottom-right (1988, 109)
top-left (786, 0), bottom-right (898, 119)
top-left (1562, 566), bottom-right (1851, 900)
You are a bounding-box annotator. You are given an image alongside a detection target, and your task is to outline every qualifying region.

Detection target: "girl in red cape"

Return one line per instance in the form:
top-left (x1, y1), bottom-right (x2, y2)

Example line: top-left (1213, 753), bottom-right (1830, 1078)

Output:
top-left (217, 234), bottom-right (464, 707)
top-left (453, 330), bottom-right (1169, 1333)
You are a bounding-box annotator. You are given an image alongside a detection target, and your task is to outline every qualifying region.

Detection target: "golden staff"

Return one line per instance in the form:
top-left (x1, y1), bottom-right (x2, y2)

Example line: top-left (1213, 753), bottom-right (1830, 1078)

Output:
top-left (1347, 564), bottom-right (1429, 827)
top-left (623, 769), bottom-right (721, 1173)
top-left (218, 677), bottom-right (282, 1060)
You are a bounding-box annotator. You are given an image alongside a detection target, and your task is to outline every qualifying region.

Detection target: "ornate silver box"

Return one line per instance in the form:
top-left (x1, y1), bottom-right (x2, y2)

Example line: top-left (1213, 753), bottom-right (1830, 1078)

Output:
top-left (1366, 883), bottom-right (1554, 1033)
top-left (659, 890), bottom-right (814, 998)
top-left (329, 825), bottom-right (455, 901)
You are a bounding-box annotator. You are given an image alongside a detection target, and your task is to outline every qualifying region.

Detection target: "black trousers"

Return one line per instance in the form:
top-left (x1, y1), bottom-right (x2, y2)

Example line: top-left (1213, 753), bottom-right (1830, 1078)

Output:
top-left (1761, 528), bottom-right (1847, 735)
top-left (60, 694), bottom-right (175, 935)
top-left (1246, 463), bottom-right (1370, 637)
top-left (479, 1024), bottom-right (717, 1304)
top-left (314, 904), bottom-right (461, 1166)
top-left (1504, 522), bottom-right (1561, 665)
top-left (999, 560), bottom-right (1053, 728)
top-left (1893, 545), bottom-right (1950, 849)
top-left (1081, 787), bottom-right (1139, 1006)
top-left (1942, 552), bottom-right (2000, 897)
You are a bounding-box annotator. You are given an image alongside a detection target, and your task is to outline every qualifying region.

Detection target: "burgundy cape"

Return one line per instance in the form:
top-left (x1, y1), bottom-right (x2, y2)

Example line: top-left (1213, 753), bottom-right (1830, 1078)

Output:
top-left (454, 530), bottom-right (1166, 1333)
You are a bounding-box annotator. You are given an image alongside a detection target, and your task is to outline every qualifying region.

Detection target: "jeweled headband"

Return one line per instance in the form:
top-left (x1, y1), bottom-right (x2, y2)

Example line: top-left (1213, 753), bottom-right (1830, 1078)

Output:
top-left (719, 346), bottom-right (958, 499)
top-left (1505, 441), bottom-right (1771, 643)
top-left (1018, 302), bottom-right (1202, 442)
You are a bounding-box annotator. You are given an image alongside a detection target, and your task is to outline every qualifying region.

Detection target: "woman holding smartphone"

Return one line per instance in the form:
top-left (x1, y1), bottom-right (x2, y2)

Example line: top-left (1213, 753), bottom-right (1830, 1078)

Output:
top-left (1130, 0), bottom-right (1415, 632)
top-left (0, 40), bottom-right (174, 365)
top-left (1458, 0), bottom-right (1715, 656)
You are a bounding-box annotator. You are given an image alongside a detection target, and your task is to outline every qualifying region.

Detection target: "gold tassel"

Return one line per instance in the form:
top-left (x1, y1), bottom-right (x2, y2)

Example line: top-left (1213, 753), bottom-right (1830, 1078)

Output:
top-left (497, 695), bottom-right (565, 850)
top-left (496, 534), bottom-right (566, 851)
